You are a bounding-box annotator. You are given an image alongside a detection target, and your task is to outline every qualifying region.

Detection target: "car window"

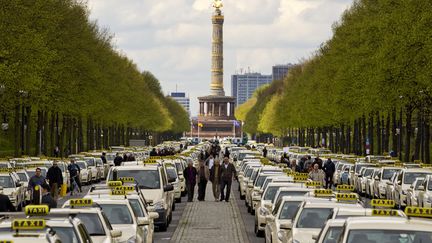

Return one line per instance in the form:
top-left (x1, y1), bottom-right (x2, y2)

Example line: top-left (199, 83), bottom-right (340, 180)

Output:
top-left (129, 199), bottom-right (145, 217)
top-left (404, 173), bottom-right (429, 185)
top-left (275, 191), bottom-right (309, 203)
top-left (77, 162), bottom-right (87, 169)
top-left (279, 201), bottom-right (301, 220)
top-left (347, 229), bottom-right (432, 243)
top-left (0, 176), bottom-right (14, 188)
top-left (99, 204), bottom-right (133, 224)
top-left (51, 226), bottom-right (80, 243)
top-left (75, 213), bottom-right (106, 236)
top-left (77, 224), bottom-right (92, 243)
top-left (296, 208), bottom-right (333, 228)
top-left (264, 186), bottom-right (282, 201)
top-left (17, 173), bottom-right (28, 182)
top-left (382, 169), bottom-right (399, 180)
top-left (166, 168), bottom-right (177, 180)
top-left (323, 226), bottom-right (343, 243)
top-left (85, 159), bottom-right (95, 167)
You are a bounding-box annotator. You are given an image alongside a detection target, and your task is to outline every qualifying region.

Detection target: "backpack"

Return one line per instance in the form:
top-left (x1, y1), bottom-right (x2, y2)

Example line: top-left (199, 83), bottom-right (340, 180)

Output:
top-left (341, 172), bottom-right (349, 184)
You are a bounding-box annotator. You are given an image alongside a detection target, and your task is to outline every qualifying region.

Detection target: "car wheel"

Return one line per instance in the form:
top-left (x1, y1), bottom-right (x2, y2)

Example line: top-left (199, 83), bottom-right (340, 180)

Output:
top-left (255, 223), bottom-right (263, 237)
top-left (176, 197), bottom-right (182, 203)
top-left (158, 219), bottom-right (168, 232)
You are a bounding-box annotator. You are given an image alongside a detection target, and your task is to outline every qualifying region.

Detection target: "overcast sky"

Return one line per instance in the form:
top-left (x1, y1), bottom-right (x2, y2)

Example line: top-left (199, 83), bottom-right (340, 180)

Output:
top-left (87, 0), bottom-right (354, 116)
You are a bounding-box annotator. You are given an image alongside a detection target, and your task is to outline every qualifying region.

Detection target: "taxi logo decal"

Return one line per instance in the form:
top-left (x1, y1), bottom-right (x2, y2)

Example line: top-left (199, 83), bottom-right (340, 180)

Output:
top-left (404, 206), bottom-right (432, 218)
top-left (306, 181), bottom-right (322, 187)
top-left (70, 198), bottom-right (93, 206)
top-left (25, 205), bottom-right (49, 216)
top-left (119, 177), bottom-right (135, 183)
top-left (107, 181), bottom-right (123, 187)
top-left (336, 185), bottom-right (355, 191)
top-left (314, 189), bottom-right (333, 196)
top-left (372, 209), bottom-right (399, 217)
top-left (335, 193), bottom-right (357, 201)
top-left (371, 199), bottom-right (395, 208)
top-left (12, 219), bottom-right (45, 230)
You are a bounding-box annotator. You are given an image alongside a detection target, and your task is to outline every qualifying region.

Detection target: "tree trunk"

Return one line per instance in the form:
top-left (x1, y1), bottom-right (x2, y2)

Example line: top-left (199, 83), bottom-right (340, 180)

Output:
top-left (398, 108), bottom-right (403, 161)
top-left (404, 108), bottom-right (413, 162)
top-left (25, 106), bottom-right (31, 155)
top-left (35, 110), bottom-right (42, 156)
top-left (424, 118), bottom-right (430, 164)
top-left (414, 111), bottom-right (422, 161)
top-left (392, 108), bottom-right (397, 154)
top-left (50, 111), bottom-right (55, 156)
top-left (14, 104), bottom-right (20, 157)
top-left (362, 115), bottom-right (367, 156)
top-left (377, 112), bottom-right (382, 155)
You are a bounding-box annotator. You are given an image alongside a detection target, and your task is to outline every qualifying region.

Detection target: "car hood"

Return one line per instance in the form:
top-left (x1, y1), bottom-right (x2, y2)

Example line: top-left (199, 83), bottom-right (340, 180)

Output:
top-left (90, 235), bottom-right (111, 243)
top-left (293, 228), bottom-right (320, 243)
top-left (140, 189), bottom-right (162, 203)
top-left (112, 224), bottom-right (136, 242)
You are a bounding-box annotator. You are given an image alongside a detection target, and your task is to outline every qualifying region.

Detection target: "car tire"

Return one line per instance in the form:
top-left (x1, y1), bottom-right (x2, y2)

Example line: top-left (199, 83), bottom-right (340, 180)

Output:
top-left (176, 197), bottom-right (182, 203)
top-left (255, 223), bottom-right (263, 237)
top-left (240, 194), bottom-right (245, 200)
top-left (158, 220), bottom-right (168, 232)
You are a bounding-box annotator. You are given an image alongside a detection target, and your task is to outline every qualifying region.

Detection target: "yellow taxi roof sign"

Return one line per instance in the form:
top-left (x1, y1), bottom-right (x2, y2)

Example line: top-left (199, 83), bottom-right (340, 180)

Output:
top-left (306, 181), bottom-right (322, 187)
top-left (110, 189), bottom-right (127, 196)
top-left (371, 209), bottom-right (400, 217)
top-left (119, 177), bottom-right (135, 183)
top-left (371, 199), bottom-right (395, 208)
top-left (314, 189), bottom-right (333, 197)
top-left (113, 186), bottom-right (135, 192)
top-left (0, 168), bottom-right (12, 173)
top-left (12, 219), bottom-right (45, 230)
top-left (70, 198), bottom-right (93, 207)
top-left (404, 206), bottom-right (432, 218)
top-left (107, 181), bottom-right (123, 187)
top-left (25, 205), bottom-right (49, 216)
top-left (335, 193), bottom-right (358, 201)
top-left (336, 185), bottom-right (355, 191)
top-left (293, 175), bottom-right (308, 182)
top-left (0, 240), bottom-right (13, 243)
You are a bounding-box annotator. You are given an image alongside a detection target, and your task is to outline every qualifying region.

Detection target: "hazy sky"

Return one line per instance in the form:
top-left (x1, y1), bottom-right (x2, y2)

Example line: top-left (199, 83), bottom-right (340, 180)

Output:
top-left (86, 0), bottom-right (354, 116)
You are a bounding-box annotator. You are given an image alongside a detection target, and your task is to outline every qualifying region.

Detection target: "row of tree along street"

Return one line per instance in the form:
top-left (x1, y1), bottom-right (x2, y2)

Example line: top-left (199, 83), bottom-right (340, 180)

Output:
top-left (236, 0), bottom-right (432, 163)
top-left (0, 0), bottom-right (190, 157)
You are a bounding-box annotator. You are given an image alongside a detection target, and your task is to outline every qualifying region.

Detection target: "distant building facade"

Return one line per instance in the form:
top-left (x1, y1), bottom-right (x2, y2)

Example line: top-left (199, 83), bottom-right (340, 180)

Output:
top-left (231, 73), bottom-right (272, 106)
top-left (272, 63), bottom-right (294, 81)
top-left (169, 92), bottom-right (190, 115)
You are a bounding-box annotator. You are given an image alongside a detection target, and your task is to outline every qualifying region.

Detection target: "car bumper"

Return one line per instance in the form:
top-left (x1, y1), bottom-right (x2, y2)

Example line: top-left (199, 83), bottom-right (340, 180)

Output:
top-left (257, 210), bottom-right (266, 230)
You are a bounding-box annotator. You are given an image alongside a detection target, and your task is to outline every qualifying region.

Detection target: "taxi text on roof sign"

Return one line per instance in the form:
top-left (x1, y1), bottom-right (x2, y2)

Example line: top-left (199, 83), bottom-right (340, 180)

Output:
top-left (336, 185), bottom-right (355, 191)
top-left (371, 199), bottom-right (395, 208)
top-left (371, 209), bottom-right (399, 217)
top-left (25, 205), bottom-right (49, 216)
top-left (0, 241), bottom-right (13, 243)
top-left (110, 189), bottom-right (127, 195)
top-left (12, 219), bottom-right (45, 230)
top-left (113, 186), bottom-right (135, 192)
top-left (305, 181), bottom-right (322, 187)
top-left (70, 198), bottom-right (93, 207)
top-left (314, 189), bottom-right (333, 197)
top-left (404, 206), bottom-right (432, 218)
top-left (107, 181), bottom-right (123, 187)
top-left (0, 168), bottom-right (13, 173)
top-left (335, 193), bottom-right (357, 201)
top-left (119, 177), bottom-right (135, 183)
top-left (293, 175), bottom-right (308, 182)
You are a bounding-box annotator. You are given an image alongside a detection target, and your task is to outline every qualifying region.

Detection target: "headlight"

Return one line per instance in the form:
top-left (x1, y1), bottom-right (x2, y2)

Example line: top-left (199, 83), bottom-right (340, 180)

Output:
top-left (259, 207), bottom-right (269, 216)
top-left (126, 236), bottom-right (136, 243)
top-left (154, 200), bottom-right (166, 210)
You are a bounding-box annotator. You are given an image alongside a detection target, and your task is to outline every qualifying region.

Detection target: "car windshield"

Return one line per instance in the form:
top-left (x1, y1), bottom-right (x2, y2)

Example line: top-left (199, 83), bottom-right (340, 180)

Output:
top-left (0, 176), bottom-right (14, 188)
top-left (96, 160), bottom-right (103, 166)
top-left (75, 213), bottom-right (106, 236)
top-left (245, 168), bottom-right (254, 178)
top-left (264, 186), bottom-right (282, 201)
top-left (382, 169), bottom-right (400, 180)
top-left (364, 169), bottom-right (374, 177)
top-left (275, 191), bottom-right (309, 203)
top-left (99, 204), bottom-right (133, 224)
top-left (251, 171), bottom-right (258, 181)
top-left (404, 173), bottom-right (429, 185)
top-left (296, 208), bottom-right (333, 228)
top-left (17, 173), bottom-right (28, 182)
top-left (347, 230), bottom-right (432, 243)
top-left (76, 162), bottom-right (87, 169)
top-left (279, 201), bottom-right (301, 220)
top-left (85, 159), bottom-right (95, 167)
top-left (175, 163), bottom-right (183, 173)
top-left (323, 226), bottom-right (343, 243)
top-left (109, 170), bottom-right (161, 189)
top-left (166, 168), bottom-right (177, 180)
top-left (428, 179), bottom-right (432, 191)
top-left (356, 164), bottom-right (368, 174)
top-left (50, 226), bottom-right (79, 243)
top-left (129, 199), bottom-right (145, 217)
top-left (337, 164), bottom-right (345, 170)
top-left (256, 176), bottom-right (267, 187)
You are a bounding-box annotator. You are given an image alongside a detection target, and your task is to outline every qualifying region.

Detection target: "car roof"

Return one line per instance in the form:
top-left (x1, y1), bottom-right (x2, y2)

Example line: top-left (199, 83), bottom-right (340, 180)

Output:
top-left (344, 217), bottom-right (432, 230)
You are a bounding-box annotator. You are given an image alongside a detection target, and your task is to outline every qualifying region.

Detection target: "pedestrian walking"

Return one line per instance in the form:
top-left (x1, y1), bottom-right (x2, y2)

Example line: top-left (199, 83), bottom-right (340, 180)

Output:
top-left (0, 187), bottom-right (16, 212)
top-left (263, 147), bottom-right (268, 158)
top-left (290, 160), bottom-right (302, 173)
top-left (308, 163), bottom-right (325, 185)
top-left (304, 156), bottom-right (313, 173)
top-left (183, 160), bottom-right (198, 202)
top-left (67, 160), bottom-right (82, 195)
top-left (53, 146), bottom-right (60, 157)
top-left (340, 167), bottom-right (350, 185)
top-left (114, 153), bottom-right (123, 166)
top-left (224, 147), bottom-right (230, 158)
top-left (314, 157), bottom-right (323, 169)
top-left (219, 156), bottom-right (237, 202)
top-left (323, 158), bottom-right (336, 189)
top-left (206, 155), bottom-right (215, 169)
top-left (150, 148), bottom-right (158, 157)
top-left (101, 152), bottom-right (107, 164)
top-left (281, 153), bottom-right (289, 165)
top-left (196, 160), bottom-right (210, 201)
top-left (28, 168), bottom-right (46, 191)
top-left (41, 183), bottom-right (57, 209)
top-left (46, 161), bottom-right (63, 200)
top-left (209, 159), bottom-right (221, 201)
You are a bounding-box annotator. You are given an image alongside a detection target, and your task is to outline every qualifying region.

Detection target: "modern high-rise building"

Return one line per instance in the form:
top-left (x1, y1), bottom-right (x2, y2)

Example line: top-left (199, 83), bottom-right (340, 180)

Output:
top-left (231, 72), bottom-right (272, 105)
top-left (169, 92), bottom-right (190, 115)
top-left (272, 63), bottom-right (294, 81)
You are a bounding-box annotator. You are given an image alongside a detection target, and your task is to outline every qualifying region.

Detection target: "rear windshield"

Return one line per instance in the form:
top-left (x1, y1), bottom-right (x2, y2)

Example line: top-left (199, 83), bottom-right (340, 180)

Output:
top-left (275, 191), bottom-right (309, 203)
top-left (296, 208), bottom-right (333, 228)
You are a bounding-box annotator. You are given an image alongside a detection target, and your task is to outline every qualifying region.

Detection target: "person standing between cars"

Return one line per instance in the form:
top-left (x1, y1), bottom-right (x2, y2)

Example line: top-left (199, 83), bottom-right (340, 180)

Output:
top-left (114, 153), bottom-right (123, 166)
top-left (46, 161), bottom-right (63, 200)
top-left (304, 156), bottom-right (313, 172)
top-left (290, 159), bottom-right (302, 173)
top-left (205, 155), bottom-right (215, 169)
top-left (183, 161), bottom-right (198, 202)
top-left (219, 156), bottom-right (237, 202)
top-left (0, 187), bottom-right (16, 212)
top-left (262, 147), bottom-right (268, 158)
top-left (41, 183), bottom-right (57, 209)
top-left (28, 168), bottom-right (46, 191)
top-left (224, 147), bottom-right (230, 158)
top-left (67, 160), bottom-right (82, 195)
top-left (209, 159), bottom-right (221, 201)
top-left (101, 152), bottom-right (107, 164)
top-left (196, 160), bottom-right (210, 201)
top-left (323, 158), bottom-right (336, 189)
top-left (308, 163), bottom-right (325, 185)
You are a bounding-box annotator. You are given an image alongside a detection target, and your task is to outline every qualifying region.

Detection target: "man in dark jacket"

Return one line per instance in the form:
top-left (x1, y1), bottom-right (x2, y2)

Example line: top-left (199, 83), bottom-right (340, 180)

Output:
top-left (41, 183), bottom-right (57, 209)
top-left (101, 152), bottom-right (107, 164)
top-left (209, 159), bottom-right (221, 201)
top-left (46, 161), bottom-right (63, 200)
top-left (323, 158), bottom-right (336, 189)
top-left (219, 156), bottom-right (237, 202)
top-left (114, 153), bottom-right (123, 166)
top-left (183, 160), bottom-right (198, 202)
top-left (263, 147), bottom-right (268, 158)
top-left (149, 148), bottom-right (158, 157)
top-left (0, 188), bottom-right (15, 212)
top-left (67, 160), bottom-right (81, 195)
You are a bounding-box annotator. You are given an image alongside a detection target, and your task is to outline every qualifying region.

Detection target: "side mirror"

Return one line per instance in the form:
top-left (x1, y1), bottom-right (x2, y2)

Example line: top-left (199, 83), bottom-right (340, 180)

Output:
top-left (265, 215), bottom-right (275, 223)
top-left (110, 229), bottom-right (122, 238)
top-left (137, 217), bottom-right (150, 226)
top-left (259, 189), bottom-right (264, 194)
top-left (164, 184), bottom-right (174, 192)
top-left (263, 202), bottom-right (272, 210)
top-left (280, 221), bottom-right (293, 230)
top-left (419, 186), bottom-right (425, 191)
top-left (147, 206), bottom-right (156, 212)
top-left (375, 176), bottom-right (380, 180)
top-left (16, 182), bottom-right (22, 187)
top-left (312, 234), bottom-right (319, 241)
top-left (397, 180), bottom-right (402, 185)
top-left (149, 212), bottom-right (159, 219)
top-left (168, 177), bottom-right (176, 183)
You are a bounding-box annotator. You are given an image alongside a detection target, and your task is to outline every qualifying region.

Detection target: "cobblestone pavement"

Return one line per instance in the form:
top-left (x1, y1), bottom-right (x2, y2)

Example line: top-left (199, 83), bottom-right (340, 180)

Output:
top-left (170, 182), bottom-right (249, 243)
